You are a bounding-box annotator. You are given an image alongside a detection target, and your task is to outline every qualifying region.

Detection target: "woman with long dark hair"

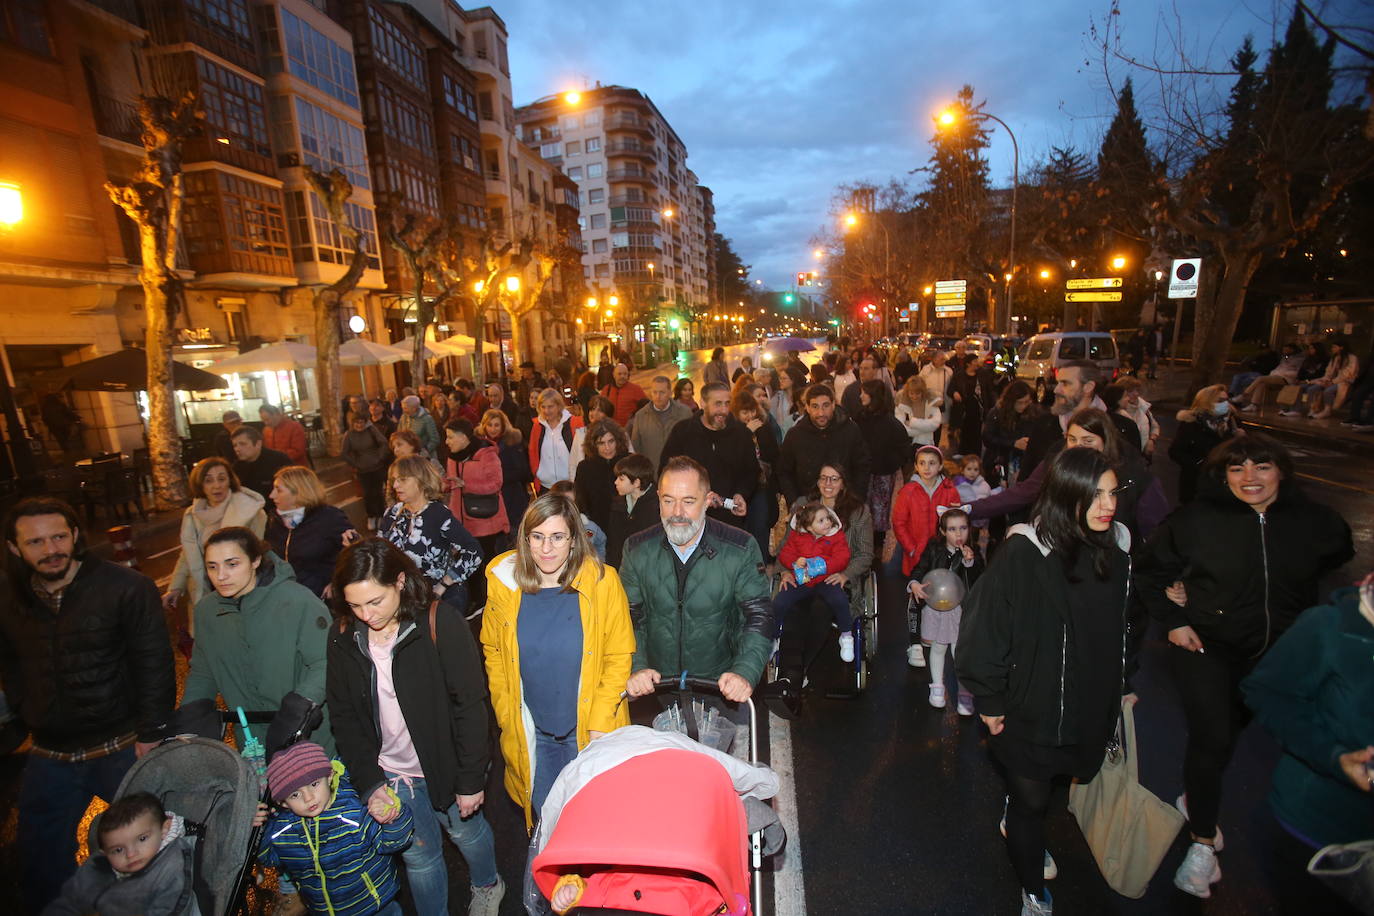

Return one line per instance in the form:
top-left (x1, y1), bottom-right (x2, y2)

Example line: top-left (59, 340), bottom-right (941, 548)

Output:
top-left (958, 448), bottom-right (1135, 916)
top-left (674, 377), bottom-right (700, 413)
top-left (852, 379), bottom-right (909, 556)
top-left (481, 493), bottom-right (634, 826)
top-left (981, 380), bottom-right (1039, 485)
top-left (327, 539), bottom-right (504, 915)
top-left (1136, 434), bottom-right (1353, 899)
top-left (948, 354), bottom-right (997, 456)
top-left (572, 418), bottom-right (629, 534)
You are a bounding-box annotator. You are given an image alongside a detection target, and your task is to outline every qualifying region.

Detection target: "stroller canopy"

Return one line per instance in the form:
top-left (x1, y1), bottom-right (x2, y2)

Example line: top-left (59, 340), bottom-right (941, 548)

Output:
top-left (532, 749), bottom-right (752, 915)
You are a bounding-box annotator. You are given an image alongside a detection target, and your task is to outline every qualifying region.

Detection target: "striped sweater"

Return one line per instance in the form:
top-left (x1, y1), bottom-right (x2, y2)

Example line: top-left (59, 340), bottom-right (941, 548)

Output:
top-left (259, 761), bottom-right (413, 916)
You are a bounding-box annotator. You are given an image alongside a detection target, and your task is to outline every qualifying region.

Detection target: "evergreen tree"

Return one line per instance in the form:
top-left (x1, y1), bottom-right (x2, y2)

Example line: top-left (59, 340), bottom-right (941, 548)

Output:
top-left (1095, 78), bottom-right (1157, 246)
top-left (713, 232), bottom-right (752, 305)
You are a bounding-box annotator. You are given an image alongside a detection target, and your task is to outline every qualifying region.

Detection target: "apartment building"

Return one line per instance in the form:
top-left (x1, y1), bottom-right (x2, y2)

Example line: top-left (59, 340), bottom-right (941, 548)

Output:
top-left (514, 85), bottom-right (718, 348)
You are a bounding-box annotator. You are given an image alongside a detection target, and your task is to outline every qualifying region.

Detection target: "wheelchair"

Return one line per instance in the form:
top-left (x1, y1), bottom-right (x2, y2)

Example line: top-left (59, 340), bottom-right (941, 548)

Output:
top-left (766, 567), bottom-right (879, 696)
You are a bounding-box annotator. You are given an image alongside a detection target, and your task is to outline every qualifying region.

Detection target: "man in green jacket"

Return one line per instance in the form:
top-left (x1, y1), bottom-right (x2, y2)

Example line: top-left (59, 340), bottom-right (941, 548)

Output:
top-left (622, 456), bottom-right (775, 703)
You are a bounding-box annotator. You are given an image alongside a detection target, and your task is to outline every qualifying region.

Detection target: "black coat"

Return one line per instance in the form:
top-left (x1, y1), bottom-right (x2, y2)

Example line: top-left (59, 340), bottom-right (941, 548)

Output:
top-left (853, 409), bottom-right (910, 477)
top-left (776, 415), bottom-right (873, 505)
top-left (1136, 478), bottom-right (1354, 658)
top-left (265, 504), bottom-right (354, 597)
top-left (660, 417), bottom-right (761, 524)
top-left (492, 436), bottom-right (533, 529)
top-left (1167, 413), bottom-right (1236, 503)
top-left (0, 558), bottom-right (174, 751)
top-left (233, 448), bottom-right (293, 501)
top-left (958, 527), bottom-right (1133, 749)
top-left (607, 483), bottom-right (661, 568)
top-left (1018, 413), bottom-right (1064, 480)
top-left (326, 608), bottom-right (491, 803)
top-left (574, 453), bottom-right (622, 533)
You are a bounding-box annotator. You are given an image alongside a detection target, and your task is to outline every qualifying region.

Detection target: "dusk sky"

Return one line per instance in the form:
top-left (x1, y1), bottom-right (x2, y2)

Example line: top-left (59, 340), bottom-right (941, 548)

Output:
top-left (499, 1), bottom-right (1367, 288)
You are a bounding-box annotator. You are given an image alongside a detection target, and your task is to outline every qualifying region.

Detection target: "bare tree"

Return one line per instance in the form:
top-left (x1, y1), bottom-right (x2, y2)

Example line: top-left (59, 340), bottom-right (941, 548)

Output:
top-left (106, 93), bottom-right (200, 511)
top-left (303, 167), bottom-right (370, 455)
top-left (386, 215), bottom-right (464, 387)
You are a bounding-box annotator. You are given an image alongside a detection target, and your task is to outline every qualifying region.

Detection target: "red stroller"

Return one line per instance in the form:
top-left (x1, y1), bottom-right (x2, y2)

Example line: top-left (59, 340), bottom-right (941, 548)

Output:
top-left (530, 678), bottom-right (774, 916)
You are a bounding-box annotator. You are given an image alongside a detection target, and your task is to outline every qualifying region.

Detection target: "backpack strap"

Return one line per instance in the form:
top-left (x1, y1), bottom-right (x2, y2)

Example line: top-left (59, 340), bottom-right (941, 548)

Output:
top-left (428, 598), bottom-right (439, 643)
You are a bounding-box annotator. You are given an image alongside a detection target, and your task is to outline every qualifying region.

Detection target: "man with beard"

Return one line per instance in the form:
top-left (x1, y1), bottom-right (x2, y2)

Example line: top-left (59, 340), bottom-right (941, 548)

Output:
top-left (621, 457), bottom-right (774, 706)
top-left (659, 382), bottom-right (758, 528)
top-left (1020, 360), bottom-right (1107, 478)
top-left (1, 498), bottom-right (174, 911)
top-left (776, 384), bottom-right (872, 505)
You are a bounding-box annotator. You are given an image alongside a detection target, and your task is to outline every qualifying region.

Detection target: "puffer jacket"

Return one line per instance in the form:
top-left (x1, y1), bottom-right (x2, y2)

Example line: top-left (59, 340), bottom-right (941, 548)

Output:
top-left (891, 476), bottom-right (963, 575)
top-left (446, 440), bottom-right (509, 538)
top-left (481, 554), bottom-right (635, 828)
top-left (1136, 477), bottom-right (1354, 658)
top-left (0, 557), bottom-right (173, 752)
top-left (181, 553), bottom-right (332, 751)
top-left (265, 504), bottom-right (353, 597)
top-left (259, 761), bottom-right (413, 916)
top-left (619, 518), bottom-right (774, 685)
top-left (1243, 587), bottom-right (1374, 846)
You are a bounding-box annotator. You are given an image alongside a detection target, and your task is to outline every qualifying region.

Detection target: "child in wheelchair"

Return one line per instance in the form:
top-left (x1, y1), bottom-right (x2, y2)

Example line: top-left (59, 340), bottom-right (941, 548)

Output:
top-left (774, 501), bottom-right (856, 661)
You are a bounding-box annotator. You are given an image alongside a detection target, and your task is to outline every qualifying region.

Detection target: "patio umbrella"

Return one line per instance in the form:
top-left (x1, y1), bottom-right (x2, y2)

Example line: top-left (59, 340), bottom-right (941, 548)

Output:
top-left (442, 333), bottom-right (500, 354)
top-left (390, 335), bottom-right (466, 359)
top-left (212, 341), bottom-right (318, 374)
top-left (44, 348), bottom-right (229, 392)
top-left (763, 337), bottom-right (817, 354)
top-left (339, 338), bottom-right (407, 397)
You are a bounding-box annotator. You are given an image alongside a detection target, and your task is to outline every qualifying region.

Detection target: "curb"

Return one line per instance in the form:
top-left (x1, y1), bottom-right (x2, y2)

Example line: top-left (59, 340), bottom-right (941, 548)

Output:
top-left (1238, 417), bottom-right (1374, 459)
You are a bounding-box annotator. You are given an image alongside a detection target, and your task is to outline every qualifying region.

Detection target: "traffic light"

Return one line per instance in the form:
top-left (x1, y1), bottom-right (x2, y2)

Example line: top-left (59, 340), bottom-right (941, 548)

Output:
top-left (796, 272), bottom-right (807, 287)
top-left (783, 293), bottom-right (795, 304)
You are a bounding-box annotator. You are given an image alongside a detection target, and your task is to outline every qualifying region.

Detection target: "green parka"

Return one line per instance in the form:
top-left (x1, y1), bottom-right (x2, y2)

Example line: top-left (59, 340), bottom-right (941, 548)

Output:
top-left (182, 552), bottom-right (333, 751)
top-left (619, 518), bottom-right (774, 684)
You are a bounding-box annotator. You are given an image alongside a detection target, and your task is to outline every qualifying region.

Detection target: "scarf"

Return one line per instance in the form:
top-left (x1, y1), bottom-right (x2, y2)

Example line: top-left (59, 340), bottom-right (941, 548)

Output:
top-left (191, 497), bottom-right (232, 547)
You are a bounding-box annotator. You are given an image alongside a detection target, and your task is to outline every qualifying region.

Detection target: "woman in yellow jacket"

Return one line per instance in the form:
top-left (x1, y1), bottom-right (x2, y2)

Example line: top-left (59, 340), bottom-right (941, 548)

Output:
top-left (481, 490), bottom-right (635, 829)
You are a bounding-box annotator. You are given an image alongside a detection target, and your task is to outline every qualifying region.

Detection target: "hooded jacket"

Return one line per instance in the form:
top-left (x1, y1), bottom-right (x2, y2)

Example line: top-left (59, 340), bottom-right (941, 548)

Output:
top-left (1, 557), bottom-right (174, 752)
top-left (1135, 477), bottom-right (1353, 657)
top-left (619, 518), bottom-right (774, 685)
top-left (44, 815), bottom-right (195, 916)
top-left (480, 554), bottom-right (635, 828)
top-left (775, 414), bottom-right (873, 505)
top-left (1242, 586), bottom-right (1374, 845)
top-left (181, 553), bottom-right (332, 751)
top-left (957, 522), bottom-right (1133, 748)
top-left (327, 601), bottom-right (490, 805)
top-left (259, 761), bottom-right (413, 916)
top-left (168, 488), bottom-right (267, 605)
top-left (891, 476), bottom-right (963, 575)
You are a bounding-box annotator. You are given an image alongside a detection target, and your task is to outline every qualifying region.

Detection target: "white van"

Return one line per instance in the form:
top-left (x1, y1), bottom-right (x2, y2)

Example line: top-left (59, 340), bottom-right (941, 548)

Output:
top-left (1015, 331), bottom-right (1121, 398)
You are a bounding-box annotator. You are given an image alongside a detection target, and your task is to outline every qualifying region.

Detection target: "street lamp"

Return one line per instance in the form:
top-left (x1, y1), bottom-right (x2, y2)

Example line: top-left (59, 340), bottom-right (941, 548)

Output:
top-left (1110, 255), bottom-right (1127, 271)
top-left (938, 106), bottom-right (1019, 335)
top-left (661, 208), bottom-right (674, 219)
top-left (1039, 269), bottom-right (1051, 280)
top-left (0, 182), bottom-right (22, 227)
top-left (812, 248), bottom-right (823, 260)
top-left (505, 275), bottom-right (520, 293)
top-left (563, 90), bottom-right (581, 105)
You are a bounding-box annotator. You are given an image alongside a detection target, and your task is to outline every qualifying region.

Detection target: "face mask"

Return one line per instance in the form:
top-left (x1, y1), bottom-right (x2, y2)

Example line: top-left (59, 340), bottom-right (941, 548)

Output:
top-left (1212, 401), bottom-right (1231, 417)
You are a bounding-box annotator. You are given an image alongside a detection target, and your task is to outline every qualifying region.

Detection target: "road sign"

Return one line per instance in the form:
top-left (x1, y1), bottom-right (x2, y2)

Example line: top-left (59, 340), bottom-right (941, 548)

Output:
top-left (934, 279), bottom-right (967, 292)
top-left (1065, 277), bottom-right (1124, 290)
top-left (1168, 258), bottom-right (1201, 299)
top-left (934, 292), bottom-right (967, 304)
top-left (1064, 291), bottom-right (1123, 303)
top-left (934, 304), bottom-right (966, 316)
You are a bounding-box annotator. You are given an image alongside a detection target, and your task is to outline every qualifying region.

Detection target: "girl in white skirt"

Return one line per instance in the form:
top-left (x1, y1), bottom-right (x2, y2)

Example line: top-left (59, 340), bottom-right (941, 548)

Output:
top-left (908, 508), bottom-right (985, 715)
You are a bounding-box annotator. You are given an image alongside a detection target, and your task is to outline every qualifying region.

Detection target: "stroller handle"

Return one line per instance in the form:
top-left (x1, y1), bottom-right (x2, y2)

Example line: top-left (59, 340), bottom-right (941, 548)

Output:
top-left (648, 675), bottom-right (731, 698)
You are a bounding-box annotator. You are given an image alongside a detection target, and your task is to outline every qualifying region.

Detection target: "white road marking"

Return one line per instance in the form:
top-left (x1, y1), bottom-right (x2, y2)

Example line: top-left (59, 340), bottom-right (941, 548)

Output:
top-left (146, 544), bottom-right (182, 560)
top-left (769, 711), bottom-right (806, 916)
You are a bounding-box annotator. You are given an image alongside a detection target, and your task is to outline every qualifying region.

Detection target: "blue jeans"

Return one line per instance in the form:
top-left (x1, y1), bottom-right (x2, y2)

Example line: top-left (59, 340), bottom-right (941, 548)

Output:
top-left (773, 582), bottom-right (852, 636)
top-left (531, 730), bottom-right (579, 822)
top-left (19, 746), bottom-right (136, 911)
top-left (1229, 371), bottom-right (1261, 396)
top-left (386, 771), bottom-right (499, 914)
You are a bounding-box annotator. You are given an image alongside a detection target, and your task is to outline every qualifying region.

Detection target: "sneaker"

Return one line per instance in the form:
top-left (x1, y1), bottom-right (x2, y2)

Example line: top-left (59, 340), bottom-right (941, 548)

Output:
top-left (907, 644), bottom-right (926, 668)
top-left (1001, 798), bottom-right (1060, 880)
top-left (270, 892), bottom-right (307, 916)
top-left (1311, 408), bottom-right (1332, 420)
top-left (928, 684), bottom-right (946, 708)
top-left (1020, 889), bottom-right (1053, 915)
top-left (837, 633), bottom-right (855, 663)
top-left (1173, 842), bottom-right (1222, 898)
top-left (1175, 795), bottom-right (1224, 850)
top-left (956, 692), bottom-right (975, 717)
top-left (468, 877), bottom-right (506, 916)
top-left (1279, 409), bottom-right (1303, 417)
top-left (1240, 403), bottom-right (1258, 413)
top-left (1354, 424), bottom-right (1374, 433)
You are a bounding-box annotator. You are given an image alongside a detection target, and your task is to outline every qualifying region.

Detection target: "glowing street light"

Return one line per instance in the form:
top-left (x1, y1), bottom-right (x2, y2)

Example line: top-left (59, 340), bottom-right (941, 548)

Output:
top-left (608, 295), bottom-right (619, 307)
top-left (505, 275), bottom-right (521, 293)
top-left (563, 90), bottom-right (581, 105)
top-left (1039, 269), bottom-right (1051, 280)
top-left (1110, 255), bottom-right (1127, 271)
top-left (348, 314), bottom-right (366, 334)
top-left (812, 248), bottom-right (823, 260)
top-left (586, 296), bottom-right (598, 309)
top-left (843, 212), bottom-right (858, 229)
top-left (472, 279), bottom-right (485, 293)
top-left (923, 286), bottom-right (933, 295)
top-left (937, 110), bottom-right (957, 127)
top-left (661, 208), bottom-right (674, 219)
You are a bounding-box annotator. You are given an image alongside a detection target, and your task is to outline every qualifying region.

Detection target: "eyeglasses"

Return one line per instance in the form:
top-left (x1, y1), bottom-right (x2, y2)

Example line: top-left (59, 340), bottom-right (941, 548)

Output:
top-left (817, 475), bottom-right (842, 484)
top-left (528, 531), bottom-right (570, 547)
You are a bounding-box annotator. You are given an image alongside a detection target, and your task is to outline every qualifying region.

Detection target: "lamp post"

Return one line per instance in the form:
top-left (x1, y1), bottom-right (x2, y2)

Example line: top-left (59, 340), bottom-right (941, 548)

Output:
top-left (939, 108), bottom-right (1019, 336)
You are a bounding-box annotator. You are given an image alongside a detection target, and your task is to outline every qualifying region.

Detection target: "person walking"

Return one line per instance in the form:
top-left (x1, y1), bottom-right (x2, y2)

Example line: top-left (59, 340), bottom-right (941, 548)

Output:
top-left (1168, 384), bottom-right (1241, 503)
top-left (659, 382), bottom-right (759, 528)
top-left (481, 492), bottom-right (635, 826)
top-left (328, 539), bottom-right (505, 916)
top-left (852, 380), bottom-right (908, 559)
top-left (981, 381), bottom-right (1038, 486)
top-left (703, 347), bottom-right (730, 388)
top-left (599, 363), bottom-right (647, 428)
top-left (1020, 361), bottom-right (1106, 480)
top-left (528, 389), bottom-right (582, 495)
top-left (958, 447), bottom-right (1136, 916)
top-left (2, 498), bottom-right (175, 912)
top-left (948, 355), bottom-right (996, 456)
top-left (230, 426), bottom-right (293, 506)
top-left (265, 465), bottom-right (355, 597)
top-left (605, 453), bottom-right (659, 567)
top-left (444, 418), bottom-right (509, 563)
top-left (341, 411), bottom-right (392, 530)
top-left (776, 383), bottom-right (873, 506)
top-left (895, 376), bottom-right (943, 451)
top-left (730, 387), bottom-right (781, 562)
top-left (629, 375), bottom-right (692, 471)
top-left (378, 456), bottom-right (484, 615)
top-left (1106, 377), bottom-right (1160, 460)
top-left (481, 409), bottom-right (532, 545)
top-left (1136, 434), bottom-right (1354, 900)
top-left (260, 404), bottom-right (311, 466)
top-left (398, 395), bottom-right (441, 458)
top-left (573, 419), bottom-right (630, 535)
top-left (163, 457), bottom-right (267, 623)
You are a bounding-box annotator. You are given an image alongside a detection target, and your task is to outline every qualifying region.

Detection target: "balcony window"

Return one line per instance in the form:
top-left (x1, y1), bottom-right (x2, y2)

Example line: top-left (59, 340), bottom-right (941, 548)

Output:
top-left (379, 84), bottom-right (434, 156)
top-left (285, 191), bottom-right (380, 267)
top-left (586, 163), bottom-right (603, 179)
top-left (196, 56), bottom-right (272, 158)
top-left (188, 0), bottom-right (252, 43)
top-left (540, 142), bottom-right (560, 160)
top-left (293, 98), bottom-right (369, 189)
top-left (280, 9), bottom-right (358, 107)
top-left (1, 0), bottom-right (51, 56)
top-left (442, 74), bottom-right (478, 120)
top-left (368, 7), bottom-right (424, 85)
top-left (585, 136), bottom-right (601, 153)
top-left (183, 170), bottom-right (290, 273)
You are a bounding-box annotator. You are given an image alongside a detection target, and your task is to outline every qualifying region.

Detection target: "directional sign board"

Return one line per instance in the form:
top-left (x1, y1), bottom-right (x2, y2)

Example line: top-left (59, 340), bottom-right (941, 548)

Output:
top-left (1066, 277), bottom-right (1123, 290)
top-left (934, 304), bottom-right (966, 316)
top-left (934, 292), bottom-right (967, 303)
top-left (1168, 258), bottom-right (1201, 299)
top-left (1064, 291), bottom-right (1123, 303)
top-left (934, 279), bottom-right (967, 292)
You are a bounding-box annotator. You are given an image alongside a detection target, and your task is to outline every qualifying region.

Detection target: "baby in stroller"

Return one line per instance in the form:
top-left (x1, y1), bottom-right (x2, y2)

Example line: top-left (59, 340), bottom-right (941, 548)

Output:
top-left (44, 791), bottom-right (198, 916)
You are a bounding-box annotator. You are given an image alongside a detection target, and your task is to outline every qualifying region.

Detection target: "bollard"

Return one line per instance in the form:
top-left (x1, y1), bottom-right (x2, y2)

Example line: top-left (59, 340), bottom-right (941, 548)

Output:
top-left (108, 524), bottom-right (139, 568)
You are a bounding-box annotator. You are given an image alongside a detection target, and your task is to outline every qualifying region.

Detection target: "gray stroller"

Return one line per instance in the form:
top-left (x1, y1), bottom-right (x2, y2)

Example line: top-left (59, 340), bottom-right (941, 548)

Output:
top-left (110, 737), bottom-right (262, 915)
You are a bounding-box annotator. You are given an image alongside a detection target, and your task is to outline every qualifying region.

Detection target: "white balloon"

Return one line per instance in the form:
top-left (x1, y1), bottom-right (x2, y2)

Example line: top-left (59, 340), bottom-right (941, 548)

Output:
top-left (922, 567), bottom-right (966, 611)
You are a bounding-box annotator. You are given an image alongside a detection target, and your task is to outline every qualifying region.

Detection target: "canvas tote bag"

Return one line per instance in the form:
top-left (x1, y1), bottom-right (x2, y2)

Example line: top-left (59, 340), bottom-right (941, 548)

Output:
top-left (1068, 699), bottom-right (1185, 898)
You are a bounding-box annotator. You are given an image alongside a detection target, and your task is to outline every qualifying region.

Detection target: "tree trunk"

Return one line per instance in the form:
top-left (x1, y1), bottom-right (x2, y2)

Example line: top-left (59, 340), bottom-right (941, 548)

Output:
top-left (141, 264), bottom-right (187, 511)
top-left (1188, 247), bottom-right (1263, 393)
top-left (314, 293), bottom-right (344, 456)
top-left (506, 303), bottom-right (525, 370)
top-left (410, 270), bottom-right (429, 388)
top-left (471, 309), bottom-right (487, 386)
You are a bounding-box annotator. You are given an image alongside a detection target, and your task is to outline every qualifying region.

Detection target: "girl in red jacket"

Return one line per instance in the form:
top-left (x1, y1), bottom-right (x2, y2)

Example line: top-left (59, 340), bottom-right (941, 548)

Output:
top-left (775, 501), bottom-right (857, 661)
top-left (892, 445), bottom-right (963, 577)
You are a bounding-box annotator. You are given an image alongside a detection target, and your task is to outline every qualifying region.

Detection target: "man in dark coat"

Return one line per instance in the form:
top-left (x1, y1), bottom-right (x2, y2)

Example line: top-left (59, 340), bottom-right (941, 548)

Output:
top-left (1, 498), bottom-right (174, 911)
top-left (776, 383), bottom-right (873, 505)
top-left (659, 382), bottom-right (758, 528)
top-left (230, 425), bottom-right (293, 501)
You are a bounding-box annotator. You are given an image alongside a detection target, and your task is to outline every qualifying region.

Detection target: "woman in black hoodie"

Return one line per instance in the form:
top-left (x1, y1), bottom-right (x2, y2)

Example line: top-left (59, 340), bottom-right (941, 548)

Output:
top-left (958, 447), bottom-right (1135, 916)
top-left (1135, 434), bottom-right (1353, 900)
top-left (853, 379), bottom-right (910, 559)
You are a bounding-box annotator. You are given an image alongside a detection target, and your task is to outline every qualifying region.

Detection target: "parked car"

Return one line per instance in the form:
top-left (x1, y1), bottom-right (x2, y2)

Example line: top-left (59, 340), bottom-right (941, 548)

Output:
top-left (1015, 331), bottom-right (1121, 400)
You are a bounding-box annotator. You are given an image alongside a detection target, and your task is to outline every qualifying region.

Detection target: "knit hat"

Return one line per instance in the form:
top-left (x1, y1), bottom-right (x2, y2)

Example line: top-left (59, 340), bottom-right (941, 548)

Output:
top-left (267, 742), bottom-right (332, 804)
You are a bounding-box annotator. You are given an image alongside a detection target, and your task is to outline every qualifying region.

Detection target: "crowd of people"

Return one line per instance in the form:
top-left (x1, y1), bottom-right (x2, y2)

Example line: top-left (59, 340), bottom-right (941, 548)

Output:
top-left (0, 338), bottom-right (1367, 916)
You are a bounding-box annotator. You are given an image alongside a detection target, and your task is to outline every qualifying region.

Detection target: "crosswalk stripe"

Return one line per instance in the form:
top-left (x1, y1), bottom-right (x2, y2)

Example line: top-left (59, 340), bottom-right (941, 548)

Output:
top-left (769, 711), bottom-right (806, 916)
